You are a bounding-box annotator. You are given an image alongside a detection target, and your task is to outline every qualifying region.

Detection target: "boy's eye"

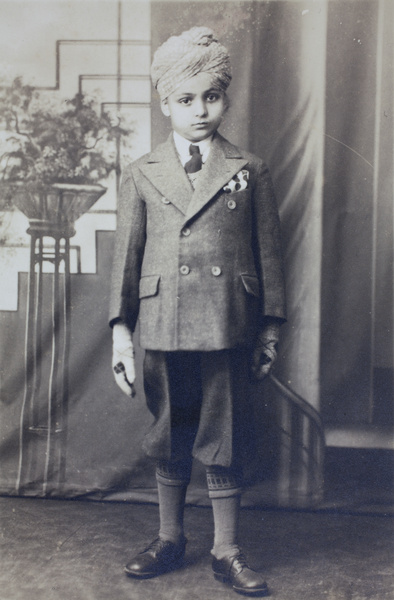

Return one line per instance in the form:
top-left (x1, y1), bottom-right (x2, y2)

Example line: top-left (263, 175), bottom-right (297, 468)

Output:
top-left (178, 97), bottom-right (192, 105)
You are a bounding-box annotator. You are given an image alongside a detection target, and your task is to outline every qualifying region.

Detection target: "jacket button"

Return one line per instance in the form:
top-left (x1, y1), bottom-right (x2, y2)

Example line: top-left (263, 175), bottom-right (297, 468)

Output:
top-left (181, 227), bottom-right (191, 237)
top-left (180, 265), bottom-right (190, 275)
top-left (161, 197), bottom-right (170, 204)
top-left (211, 266), bottom-right (222, 277)
top-left (227, 199), bottom-right (237, 210)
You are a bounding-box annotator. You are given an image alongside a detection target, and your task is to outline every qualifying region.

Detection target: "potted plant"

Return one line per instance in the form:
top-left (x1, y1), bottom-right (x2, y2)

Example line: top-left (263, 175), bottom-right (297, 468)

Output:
top-left (0, 77), bottom-right (132, 235)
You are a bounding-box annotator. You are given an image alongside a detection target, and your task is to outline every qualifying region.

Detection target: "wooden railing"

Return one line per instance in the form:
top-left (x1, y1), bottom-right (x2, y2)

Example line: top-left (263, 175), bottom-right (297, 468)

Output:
top-left (270, 374), bottom-right (325, 507)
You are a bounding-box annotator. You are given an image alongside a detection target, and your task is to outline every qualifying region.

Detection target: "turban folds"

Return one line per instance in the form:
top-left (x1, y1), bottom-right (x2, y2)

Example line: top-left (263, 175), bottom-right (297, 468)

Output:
top-left (151, 26), bottom-right (232, 100)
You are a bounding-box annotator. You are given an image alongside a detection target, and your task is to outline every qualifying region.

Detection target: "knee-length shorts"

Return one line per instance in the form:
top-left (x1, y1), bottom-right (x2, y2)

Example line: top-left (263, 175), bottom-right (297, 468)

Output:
top-left (142, 349), bottom-right (253, 469)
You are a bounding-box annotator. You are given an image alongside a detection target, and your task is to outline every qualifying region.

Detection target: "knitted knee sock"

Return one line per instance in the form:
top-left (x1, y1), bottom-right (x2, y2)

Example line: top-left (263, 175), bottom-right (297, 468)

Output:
top-left (156, 460), bottom-right (191, 545)
top-left (211, 493), bottom-right (241, 559)
top-left (206, 466), bottom-right (242, 560)
top-left (157, 480), bottom-right (187, 544)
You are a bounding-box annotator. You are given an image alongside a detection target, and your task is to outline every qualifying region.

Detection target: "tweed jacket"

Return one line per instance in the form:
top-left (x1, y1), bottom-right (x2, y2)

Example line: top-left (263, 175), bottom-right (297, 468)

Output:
top-left (109, 132), bottom-right (286, 351)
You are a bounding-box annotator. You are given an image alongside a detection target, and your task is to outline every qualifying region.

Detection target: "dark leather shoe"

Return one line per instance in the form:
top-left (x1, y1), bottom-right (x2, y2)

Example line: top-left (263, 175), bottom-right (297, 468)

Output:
top-left (212, 551), bottom-right (269, 596)
top-left (124, 537), bottom-right (186, 579)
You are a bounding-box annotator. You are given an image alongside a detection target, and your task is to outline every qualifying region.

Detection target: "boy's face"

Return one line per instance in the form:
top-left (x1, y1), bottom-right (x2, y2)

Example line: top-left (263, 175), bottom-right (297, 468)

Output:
top-left (161, 72), bottom-right (227, 142)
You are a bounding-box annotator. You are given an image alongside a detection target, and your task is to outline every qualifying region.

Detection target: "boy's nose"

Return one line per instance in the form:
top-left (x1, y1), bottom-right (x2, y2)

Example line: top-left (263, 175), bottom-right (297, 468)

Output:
top-left (195, 100), bottom-right (208, 117)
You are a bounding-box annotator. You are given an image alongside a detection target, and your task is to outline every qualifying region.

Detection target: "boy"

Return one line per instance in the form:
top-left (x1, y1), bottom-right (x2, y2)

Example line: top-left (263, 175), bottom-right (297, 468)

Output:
top-left (110, 27), bottom-right (286, 596)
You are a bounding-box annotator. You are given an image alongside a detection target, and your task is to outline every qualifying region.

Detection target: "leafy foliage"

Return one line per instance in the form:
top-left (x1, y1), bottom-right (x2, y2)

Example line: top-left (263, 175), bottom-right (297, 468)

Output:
top-left (0, 77), bottom-right (132, 190)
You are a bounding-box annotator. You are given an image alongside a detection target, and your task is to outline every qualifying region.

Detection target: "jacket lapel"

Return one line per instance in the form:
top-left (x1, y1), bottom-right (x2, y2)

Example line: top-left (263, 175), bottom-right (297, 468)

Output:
top-left (139, 135), bottom-right (193, 215)
top-left (184, 133), bottom-right (248, 223)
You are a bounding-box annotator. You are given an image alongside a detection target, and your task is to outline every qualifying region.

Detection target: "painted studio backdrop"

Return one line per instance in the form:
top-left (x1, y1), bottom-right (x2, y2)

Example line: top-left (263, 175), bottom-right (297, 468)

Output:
top-left (0, 0), bottom-right (392, 507)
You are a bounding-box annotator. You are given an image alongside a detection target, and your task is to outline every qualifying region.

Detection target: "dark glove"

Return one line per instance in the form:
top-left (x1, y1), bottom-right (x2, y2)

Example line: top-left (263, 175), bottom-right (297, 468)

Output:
top-left (251, 320), bottom-right (281, 380)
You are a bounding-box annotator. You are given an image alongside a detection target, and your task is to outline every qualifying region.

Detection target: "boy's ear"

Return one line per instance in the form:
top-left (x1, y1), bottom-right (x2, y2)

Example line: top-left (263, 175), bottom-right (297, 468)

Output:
top-left (160, 99), bottom-right (170, 117)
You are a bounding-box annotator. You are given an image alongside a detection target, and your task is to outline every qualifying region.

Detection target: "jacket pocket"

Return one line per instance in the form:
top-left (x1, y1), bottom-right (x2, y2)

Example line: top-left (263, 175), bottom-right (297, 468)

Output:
top-left (241, 274), bottom-right (260, 298)
top-left (139, 274), bottom-right (161, 299)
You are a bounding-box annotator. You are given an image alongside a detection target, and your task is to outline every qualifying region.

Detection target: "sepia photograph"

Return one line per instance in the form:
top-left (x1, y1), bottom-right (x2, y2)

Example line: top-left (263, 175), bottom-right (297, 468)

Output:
top-left (0, 0), bottom-right (393, 598)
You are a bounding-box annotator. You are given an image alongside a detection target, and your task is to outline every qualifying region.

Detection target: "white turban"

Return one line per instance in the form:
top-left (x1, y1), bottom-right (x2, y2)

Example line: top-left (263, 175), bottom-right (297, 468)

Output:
top-left (151, 26), bottom-right (232, 100)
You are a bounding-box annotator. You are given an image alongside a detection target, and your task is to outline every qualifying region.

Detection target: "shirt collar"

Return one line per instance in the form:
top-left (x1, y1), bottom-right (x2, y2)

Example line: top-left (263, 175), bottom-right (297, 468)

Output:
top-left (173, 131), bottom-right (213, 166)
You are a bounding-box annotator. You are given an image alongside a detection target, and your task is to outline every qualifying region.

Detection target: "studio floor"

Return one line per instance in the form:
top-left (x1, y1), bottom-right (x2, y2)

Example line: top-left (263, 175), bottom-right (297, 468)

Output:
top-left (1, 496), bottom-right (393, 600)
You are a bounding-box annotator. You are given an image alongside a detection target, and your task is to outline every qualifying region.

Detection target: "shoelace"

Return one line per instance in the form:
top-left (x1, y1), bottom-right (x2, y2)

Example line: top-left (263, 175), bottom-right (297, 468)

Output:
top-left (145, 538), bottom-right (167, 553)
top-left (231, 552), bottom-right (249, 573)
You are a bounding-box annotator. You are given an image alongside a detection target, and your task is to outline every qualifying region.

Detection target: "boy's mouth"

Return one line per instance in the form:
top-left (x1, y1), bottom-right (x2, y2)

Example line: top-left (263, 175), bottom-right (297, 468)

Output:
top-left (192, 122), bottom-right (209, 128)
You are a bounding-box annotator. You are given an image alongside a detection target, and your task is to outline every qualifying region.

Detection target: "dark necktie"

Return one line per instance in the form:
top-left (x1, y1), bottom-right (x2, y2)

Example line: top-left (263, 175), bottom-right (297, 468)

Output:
top-left (184, 144), bottom-right (202, 174)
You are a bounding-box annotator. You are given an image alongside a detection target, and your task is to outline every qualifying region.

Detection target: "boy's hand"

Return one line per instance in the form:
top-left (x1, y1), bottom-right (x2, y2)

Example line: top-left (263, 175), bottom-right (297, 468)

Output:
top-left (112, 323), bottom-right (136, 397)
top-left (251, 321), bottom-right (281, 380)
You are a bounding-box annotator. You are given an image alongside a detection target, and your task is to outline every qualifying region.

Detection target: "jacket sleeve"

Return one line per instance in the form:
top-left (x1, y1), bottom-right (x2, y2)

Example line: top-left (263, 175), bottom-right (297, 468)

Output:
top-left (109, 165), bottom-right (147, 331)
top-left (252, 160), bottom-right (287, 324)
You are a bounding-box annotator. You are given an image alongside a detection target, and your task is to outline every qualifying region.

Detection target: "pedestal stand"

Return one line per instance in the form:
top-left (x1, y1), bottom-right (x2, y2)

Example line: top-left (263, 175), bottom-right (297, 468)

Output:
top-left (9, 183), bottom-right (106, 494)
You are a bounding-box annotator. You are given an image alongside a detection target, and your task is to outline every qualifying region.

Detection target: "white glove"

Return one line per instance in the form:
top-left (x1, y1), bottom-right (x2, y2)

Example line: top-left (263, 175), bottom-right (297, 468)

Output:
top-left (112, 322), bottom-right (136, 397)
top-left (251, 321), bottom-right (280, 380)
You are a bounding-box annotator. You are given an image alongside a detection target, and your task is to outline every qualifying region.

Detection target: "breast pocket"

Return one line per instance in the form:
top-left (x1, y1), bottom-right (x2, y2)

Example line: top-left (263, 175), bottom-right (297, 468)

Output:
top-left (139, 274), bottom-right (161, 299)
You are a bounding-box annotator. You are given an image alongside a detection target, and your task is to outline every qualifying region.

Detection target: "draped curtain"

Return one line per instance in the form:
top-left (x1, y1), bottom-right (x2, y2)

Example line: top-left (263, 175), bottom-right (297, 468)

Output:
top-left (0, 0), bottom-right (392, 506)
top-left (321, 0), bottom-right (393, 425)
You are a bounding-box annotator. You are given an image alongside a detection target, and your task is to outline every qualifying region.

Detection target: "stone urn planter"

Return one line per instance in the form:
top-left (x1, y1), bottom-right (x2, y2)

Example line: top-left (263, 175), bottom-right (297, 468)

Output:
top-left (2, 181), bottom-right (106, 236)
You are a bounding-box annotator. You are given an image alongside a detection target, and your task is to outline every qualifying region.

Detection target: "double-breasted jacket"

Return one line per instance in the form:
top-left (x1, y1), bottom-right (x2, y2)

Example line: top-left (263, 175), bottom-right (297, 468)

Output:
top-left (109, 132), bottom-right (286, 351)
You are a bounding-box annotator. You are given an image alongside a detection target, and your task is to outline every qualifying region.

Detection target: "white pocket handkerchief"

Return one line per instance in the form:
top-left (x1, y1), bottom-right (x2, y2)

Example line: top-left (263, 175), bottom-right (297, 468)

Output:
top-left (223, 169), bottom-right (249, 194)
